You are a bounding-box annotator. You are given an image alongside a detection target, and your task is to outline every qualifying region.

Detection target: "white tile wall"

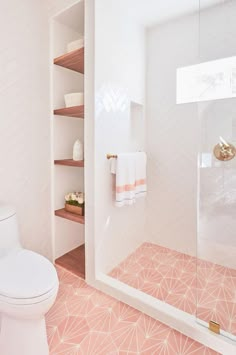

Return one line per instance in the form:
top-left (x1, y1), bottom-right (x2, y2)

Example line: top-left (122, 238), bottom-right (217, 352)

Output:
top-left (94, 0), bottom-right (146, 273)
top-left (146, 13), bottom-right (199, 257)
top-left (146, 1), bottom-right (236, 268)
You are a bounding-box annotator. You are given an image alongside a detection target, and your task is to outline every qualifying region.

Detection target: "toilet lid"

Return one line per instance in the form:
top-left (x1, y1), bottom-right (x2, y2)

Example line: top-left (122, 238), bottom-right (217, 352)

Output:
top-left (0, 249), bottom-right (58, 299)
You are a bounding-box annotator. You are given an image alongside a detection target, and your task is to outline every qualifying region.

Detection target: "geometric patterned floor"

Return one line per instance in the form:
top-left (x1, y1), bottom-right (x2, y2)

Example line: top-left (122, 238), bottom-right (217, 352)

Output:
top-left (46, 265), bottom-right (220, 354)
top-left (109, 242), bottom-right (236, 337)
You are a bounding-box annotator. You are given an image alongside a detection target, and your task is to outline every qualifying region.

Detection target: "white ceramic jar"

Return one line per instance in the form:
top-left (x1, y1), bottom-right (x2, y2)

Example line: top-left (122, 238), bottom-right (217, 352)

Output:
top-left (67, 38), bottom-right (84, 53)
top-left (64, 93), bottom-right (84, 107)
top-left (73, 139), bottom-right (84, 161)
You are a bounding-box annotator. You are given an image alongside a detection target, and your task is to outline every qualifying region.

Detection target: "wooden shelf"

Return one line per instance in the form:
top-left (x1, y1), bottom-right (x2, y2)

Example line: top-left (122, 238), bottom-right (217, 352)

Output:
top-left (54, 48), bottom-right (84, 73)
top-left (54, 105), bottom-right (84, 118)
top-left (55, 208), bottom-right (85, 224)
top-left (55, 245), bottom-right (85, 279)
top-left (54, 159), bottom-right (84, 167)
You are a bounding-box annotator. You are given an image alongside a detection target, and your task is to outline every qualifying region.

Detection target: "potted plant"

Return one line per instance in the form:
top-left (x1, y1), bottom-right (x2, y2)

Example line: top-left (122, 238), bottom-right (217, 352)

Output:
top-left (65, 192), bottom-right (85, 216)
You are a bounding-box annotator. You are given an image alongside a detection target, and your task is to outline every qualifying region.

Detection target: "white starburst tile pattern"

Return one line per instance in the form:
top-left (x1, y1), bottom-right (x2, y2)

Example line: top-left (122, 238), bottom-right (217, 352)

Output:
top-left (46, 266), bottom-right (220, 355)
top-left (109, 242), bottom-right (236, 336)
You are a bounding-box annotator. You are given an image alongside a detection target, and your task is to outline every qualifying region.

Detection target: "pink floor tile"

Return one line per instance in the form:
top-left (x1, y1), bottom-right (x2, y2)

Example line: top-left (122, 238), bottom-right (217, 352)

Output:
top-left (57, 316), bottom-right (90, 345)
top-left (109, 242), bottom-right (236, 336)
top-left (46, 266), bottom-right (221, 355)
top-left (46, 300), bottom-right (69, 328)
top-left (112, 302), bottom-right (141, 323)
top-left (79, 332), bottom-right (117, 355)
top-left (141, 280), bottom-right (168, 301)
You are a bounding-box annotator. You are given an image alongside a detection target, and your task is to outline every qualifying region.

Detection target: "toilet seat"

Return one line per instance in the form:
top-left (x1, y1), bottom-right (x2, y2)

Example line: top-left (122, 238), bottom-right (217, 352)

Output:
top-left (0, 284), bottom-right (58, 306)
top-left (0, 249), bottom-right (58, 304)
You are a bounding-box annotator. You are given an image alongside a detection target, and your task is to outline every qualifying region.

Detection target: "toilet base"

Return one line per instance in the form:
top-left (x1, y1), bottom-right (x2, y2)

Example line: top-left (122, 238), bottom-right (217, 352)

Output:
top-left (0, 313), bottom-right (49, 355)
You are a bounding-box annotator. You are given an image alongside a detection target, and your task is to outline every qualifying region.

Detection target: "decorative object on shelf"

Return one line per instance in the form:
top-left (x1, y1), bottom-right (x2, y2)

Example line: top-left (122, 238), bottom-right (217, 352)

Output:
top-left (64, 92), bottom-right (84, 107)
top-left (67, 37), bottom-right (84, 53)
top-left (73, 139), bottom-right (84, 161)
top-left (65, 192), bottom-right (85, 216)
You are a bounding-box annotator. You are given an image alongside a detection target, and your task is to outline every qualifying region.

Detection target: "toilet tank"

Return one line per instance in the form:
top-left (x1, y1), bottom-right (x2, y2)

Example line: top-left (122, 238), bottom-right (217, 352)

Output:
top-left (0, 202), bottom-right (21, 250)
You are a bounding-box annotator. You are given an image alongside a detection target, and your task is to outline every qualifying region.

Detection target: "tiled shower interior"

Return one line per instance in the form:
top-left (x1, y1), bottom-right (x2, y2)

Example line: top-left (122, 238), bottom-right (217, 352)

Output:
top-left (95, 0), bottom-right (236, 345)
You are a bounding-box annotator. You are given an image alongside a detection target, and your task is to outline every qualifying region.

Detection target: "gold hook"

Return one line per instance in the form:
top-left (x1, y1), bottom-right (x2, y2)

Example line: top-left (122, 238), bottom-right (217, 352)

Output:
top-left (107, 154), bottom-right (118, 160)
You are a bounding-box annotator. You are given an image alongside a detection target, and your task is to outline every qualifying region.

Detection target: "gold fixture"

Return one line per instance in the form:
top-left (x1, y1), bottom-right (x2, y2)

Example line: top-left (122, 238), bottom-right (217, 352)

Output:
top-left (213, 136), bottom-right (236, 161)
top-left (209, 321), bottom-right (220, 334)
top-left (107, 154), bottom-right (118, 160)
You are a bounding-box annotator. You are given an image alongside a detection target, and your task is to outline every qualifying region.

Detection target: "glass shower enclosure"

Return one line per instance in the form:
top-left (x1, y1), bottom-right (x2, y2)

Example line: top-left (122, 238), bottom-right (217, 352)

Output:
top-left (197, 0), bottom-right (236, 341)
top-left (90, 0), bottom-right (236, 351)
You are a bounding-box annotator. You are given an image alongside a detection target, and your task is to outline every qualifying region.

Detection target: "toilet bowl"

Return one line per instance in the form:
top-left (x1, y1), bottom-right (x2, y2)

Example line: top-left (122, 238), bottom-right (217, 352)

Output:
top-left (0, 203), bottom-right (59, 355)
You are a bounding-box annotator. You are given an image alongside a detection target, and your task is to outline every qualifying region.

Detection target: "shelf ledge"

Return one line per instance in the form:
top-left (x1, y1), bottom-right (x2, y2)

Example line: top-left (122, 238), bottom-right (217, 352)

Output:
top-left (55, 208), bottom-right (85, 224)
top-left (54, 48), bottom-right (84, 73)
top-left (54, 105), bottom-right (84, 118)
top-left (54, 159), bottom-right (84, 167)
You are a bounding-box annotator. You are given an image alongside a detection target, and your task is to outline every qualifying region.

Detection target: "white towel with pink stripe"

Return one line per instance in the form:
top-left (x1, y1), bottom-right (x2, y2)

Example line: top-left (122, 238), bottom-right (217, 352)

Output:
top-left (111, 152), bottom-right (147, 207)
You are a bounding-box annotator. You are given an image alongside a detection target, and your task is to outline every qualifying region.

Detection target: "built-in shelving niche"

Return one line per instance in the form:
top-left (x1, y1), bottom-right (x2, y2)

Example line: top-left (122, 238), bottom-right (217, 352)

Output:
top-left (52, 0), bottom-right (85, 277)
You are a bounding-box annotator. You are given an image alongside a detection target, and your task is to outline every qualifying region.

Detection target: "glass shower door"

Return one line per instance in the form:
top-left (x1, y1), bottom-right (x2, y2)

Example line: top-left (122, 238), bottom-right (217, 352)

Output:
top-left (197, 0), bottom-right (236, 341)
top-left (197, 99), bottom-right (236, 340)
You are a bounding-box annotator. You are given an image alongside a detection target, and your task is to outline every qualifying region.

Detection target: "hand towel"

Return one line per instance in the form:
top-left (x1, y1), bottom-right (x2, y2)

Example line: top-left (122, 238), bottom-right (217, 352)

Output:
top-left (111, 152), bottom-right (147, 207)
top-left (134, 152), bottom-right (147, 199)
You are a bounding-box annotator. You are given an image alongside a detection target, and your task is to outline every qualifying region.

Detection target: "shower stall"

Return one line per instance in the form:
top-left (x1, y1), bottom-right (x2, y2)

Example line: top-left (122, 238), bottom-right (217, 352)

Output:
top-left (85, 0), bottom-right (236, 353)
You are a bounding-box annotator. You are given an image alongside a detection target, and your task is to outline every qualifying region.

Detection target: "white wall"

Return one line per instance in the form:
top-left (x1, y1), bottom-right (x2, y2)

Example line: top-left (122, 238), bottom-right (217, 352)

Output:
top-left (0, 0), bottom-right (52, 259)
top-left (146, 13), bottom-right (199, 256)
top-left (47, 0), bottom-right (78, 18)
top-left (0, 0), bottom-right (85, 261)
top-left (94, 0), bottom-right (146, 273)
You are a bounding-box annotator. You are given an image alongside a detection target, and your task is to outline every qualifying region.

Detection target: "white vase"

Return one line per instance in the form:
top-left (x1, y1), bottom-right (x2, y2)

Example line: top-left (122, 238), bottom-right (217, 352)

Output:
top-left (73, 139), bottom-right (84, 161)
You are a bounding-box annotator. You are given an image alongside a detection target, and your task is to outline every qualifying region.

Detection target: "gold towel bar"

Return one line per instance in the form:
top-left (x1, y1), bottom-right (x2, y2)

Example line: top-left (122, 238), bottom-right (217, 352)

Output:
top-left (107, 154), bottom-right (118, 160)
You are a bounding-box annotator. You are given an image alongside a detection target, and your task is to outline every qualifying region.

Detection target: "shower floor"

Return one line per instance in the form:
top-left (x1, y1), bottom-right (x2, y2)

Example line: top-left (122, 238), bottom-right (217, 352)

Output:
top-left (109, 242), bottom-right (236, 336)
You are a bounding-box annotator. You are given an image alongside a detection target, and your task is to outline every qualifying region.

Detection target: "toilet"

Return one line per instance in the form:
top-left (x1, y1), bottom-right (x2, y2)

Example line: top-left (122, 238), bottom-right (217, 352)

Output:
top-left (0, 202), bottom-right (59, 355)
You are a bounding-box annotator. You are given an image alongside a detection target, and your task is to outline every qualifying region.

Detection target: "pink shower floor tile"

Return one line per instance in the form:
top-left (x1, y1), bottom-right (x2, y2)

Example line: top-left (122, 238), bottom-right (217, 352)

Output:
top-left (109, 242), bottom-right (236, 336)
top-left (46, 265), bottom-right (220, 355)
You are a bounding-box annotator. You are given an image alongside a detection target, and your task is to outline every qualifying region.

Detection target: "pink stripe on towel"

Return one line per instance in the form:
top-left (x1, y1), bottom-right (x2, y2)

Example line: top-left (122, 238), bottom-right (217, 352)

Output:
top-left (116, 179), bottom-right (146, 193)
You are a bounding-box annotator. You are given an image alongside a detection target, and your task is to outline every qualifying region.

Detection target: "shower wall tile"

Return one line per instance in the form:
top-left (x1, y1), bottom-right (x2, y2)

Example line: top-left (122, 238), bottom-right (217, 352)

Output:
top-left (146, 1), bottom-right (236, 269)
top-left (198, 100), bottom-right (236, 269)
top-left (197, 0), bottom-right (236, 270)
top-left (93, 0), bottom-right (147, 273)
top-left (146, 12), bottom-right (199, 256)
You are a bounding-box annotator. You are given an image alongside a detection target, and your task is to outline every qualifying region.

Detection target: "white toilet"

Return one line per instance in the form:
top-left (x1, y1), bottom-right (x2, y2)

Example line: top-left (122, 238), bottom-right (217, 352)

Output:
top-left (0, 202), bottom-right (59, 355)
